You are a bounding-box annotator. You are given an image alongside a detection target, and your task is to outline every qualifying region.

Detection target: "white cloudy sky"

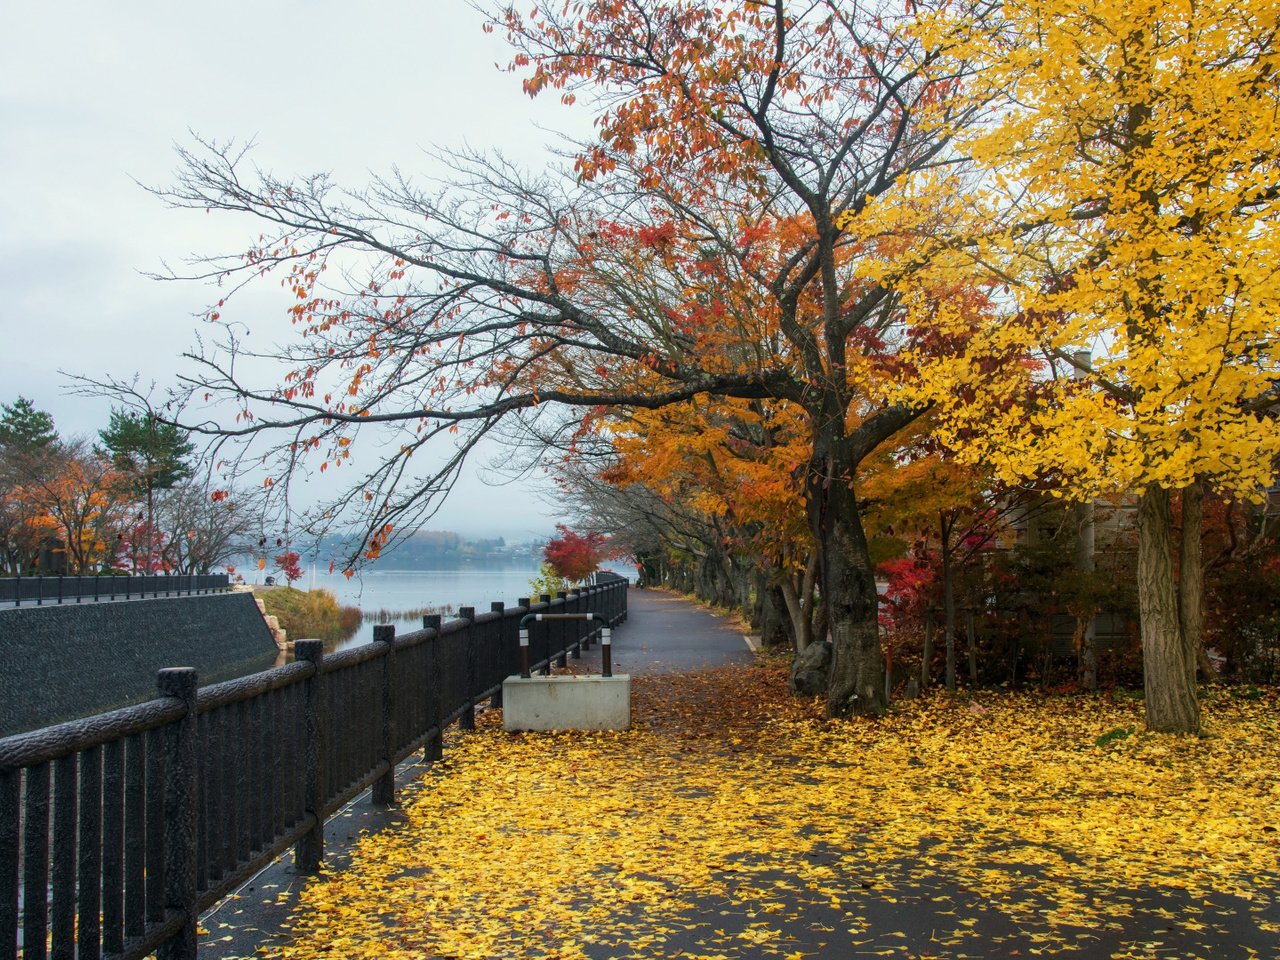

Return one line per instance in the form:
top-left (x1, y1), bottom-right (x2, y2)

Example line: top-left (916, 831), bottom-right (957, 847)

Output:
top-left (0, 1), bottom-right (597, 538)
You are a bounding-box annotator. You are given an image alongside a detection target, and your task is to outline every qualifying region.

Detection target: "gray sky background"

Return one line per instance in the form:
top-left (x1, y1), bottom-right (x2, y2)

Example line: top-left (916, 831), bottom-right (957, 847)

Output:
top-left (0, 1), bottom-right (596, 539)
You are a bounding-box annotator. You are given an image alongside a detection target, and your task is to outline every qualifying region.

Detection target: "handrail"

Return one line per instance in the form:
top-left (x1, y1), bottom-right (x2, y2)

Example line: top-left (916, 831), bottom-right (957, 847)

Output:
top-left (0, 573), bottom-right (230, 607)
top-left (519, 612), bottom-right (613, 677)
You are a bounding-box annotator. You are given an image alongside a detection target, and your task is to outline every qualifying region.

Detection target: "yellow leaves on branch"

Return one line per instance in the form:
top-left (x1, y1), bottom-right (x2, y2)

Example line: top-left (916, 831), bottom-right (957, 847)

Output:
top-left (883, 0), bottom-right (1280, 502)
top-left (266, 669), bottom-right (1279, 960)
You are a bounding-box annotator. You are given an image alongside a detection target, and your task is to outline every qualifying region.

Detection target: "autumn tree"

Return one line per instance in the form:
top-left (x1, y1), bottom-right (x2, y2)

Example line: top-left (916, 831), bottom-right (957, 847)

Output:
top-left (154, 479), bottom-right (259, 574)
top-left (860, 421), bottom-right (1022, 690)
top-left (274, 549), bottom-right (304, 586)
top-left (18, 440), bottom-right (130, 574)
top-left (543, 524), bottom-right (607, 583)
top-left (899, 0), bottom-right (1280, 730)
top-left (599, 394), bottom-right (820, 647)
top-left (117, 0), bottom-right (1013, 718)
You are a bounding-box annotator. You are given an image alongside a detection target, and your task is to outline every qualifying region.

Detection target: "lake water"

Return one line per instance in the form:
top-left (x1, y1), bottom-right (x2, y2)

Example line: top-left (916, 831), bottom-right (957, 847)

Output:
top-left (287, 564), bottom-right (549, 649)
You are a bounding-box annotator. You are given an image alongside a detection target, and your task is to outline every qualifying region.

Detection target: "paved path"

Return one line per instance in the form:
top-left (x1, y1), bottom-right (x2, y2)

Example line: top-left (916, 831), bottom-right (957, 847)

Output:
top-left (607, 588), bottom-right (755, 675)
top-left (199, 588), bottom-right (749, 958)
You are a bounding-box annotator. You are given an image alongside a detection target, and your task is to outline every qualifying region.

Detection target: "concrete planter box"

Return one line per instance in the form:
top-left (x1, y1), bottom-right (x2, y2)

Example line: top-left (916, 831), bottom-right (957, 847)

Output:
top-left (502, 674), bottom-right (631, 731)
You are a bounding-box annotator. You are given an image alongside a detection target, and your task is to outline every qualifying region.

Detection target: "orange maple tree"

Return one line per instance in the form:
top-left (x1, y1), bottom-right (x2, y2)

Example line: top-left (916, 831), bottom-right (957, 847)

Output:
top-left (128, 0), bottom-right (1014, 716)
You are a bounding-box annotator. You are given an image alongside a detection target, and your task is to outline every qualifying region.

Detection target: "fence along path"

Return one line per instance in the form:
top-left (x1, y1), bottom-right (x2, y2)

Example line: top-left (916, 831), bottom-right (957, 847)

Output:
top-left (1, 575), bottom-right (230, 607)
top-left (0, 581), bottom-right (628, 960)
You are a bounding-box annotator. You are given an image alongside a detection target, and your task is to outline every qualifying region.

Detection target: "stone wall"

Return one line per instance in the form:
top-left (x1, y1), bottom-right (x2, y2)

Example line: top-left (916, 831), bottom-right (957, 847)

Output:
top-left (0, 592), bottom-right (280, 737)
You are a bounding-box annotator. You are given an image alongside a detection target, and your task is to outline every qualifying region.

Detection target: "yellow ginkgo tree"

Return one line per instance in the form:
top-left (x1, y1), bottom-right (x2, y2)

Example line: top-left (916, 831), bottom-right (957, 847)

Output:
top-left (910, 0), bottom-right (1280, 731)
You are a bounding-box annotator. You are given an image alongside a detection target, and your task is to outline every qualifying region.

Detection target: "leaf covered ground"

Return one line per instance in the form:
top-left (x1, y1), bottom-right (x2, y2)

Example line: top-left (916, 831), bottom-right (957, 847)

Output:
top-left (263, 664), bottom-right (1279, 960)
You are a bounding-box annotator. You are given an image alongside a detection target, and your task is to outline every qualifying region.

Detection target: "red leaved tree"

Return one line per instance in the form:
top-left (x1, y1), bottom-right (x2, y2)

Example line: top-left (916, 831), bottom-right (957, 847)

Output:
top-left (543, 525), bottom-right (607, 583)
top-left (274, 550), bottom-right (303, 586)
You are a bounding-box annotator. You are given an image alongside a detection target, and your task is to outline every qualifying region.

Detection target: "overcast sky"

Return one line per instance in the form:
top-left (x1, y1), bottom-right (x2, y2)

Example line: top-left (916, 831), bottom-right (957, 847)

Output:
top-left (0, 1), bottom-right (596, 538)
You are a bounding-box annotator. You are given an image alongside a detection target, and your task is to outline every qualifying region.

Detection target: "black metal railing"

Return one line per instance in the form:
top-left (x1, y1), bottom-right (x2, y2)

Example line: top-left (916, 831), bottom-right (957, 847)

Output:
top-left (0, 579), bottom-right (627, 960)
top-left (0, 575), bottom-right (230, 607)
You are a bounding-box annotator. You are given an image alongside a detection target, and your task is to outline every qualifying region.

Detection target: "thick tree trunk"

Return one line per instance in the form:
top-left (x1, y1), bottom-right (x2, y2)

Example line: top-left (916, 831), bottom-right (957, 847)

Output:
top-left (816, 484), bottom-right (885, 718)
top-left (1137, 487), bottom-right (1201, 733)
top-left (759, 583), bottom-right (792, 649)
top-left (1179, 480), bottom-right (1208, 682)
top-left (807, 407), bottom-right (922, 718)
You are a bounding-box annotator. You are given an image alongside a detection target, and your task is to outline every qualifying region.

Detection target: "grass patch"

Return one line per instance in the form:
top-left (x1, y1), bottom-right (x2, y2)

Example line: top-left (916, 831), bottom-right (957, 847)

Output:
top-left (1095, 725), bottom-right (1135, 747)
top-left (258, 586), bottom-right (362, 644)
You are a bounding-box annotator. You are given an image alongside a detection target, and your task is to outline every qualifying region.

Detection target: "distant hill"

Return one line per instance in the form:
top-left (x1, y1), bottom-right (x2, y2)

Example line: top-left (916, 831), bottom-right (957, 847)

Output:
top-left (231, 530), bottom-right (547, 573)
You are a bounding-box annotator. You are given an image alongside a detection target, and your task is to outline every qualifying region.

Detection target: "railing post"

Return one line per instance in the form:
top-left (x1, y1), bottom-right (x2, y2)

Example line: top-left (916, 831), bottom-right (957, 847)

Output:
top-left (372, 625), bottom-right (396, 806)
top-left (555, 592), bottom-right (570, 667)
top-left (601, 625), bottom-right (614, 678)
top-left (516, 599), bottom-right (531, 679)
top-left (294, 640), bottom-right (326, 872)
top-left (423, 615), bottom-right (443, 762)
top-left (156, 668), bottom-right (198, 960)
top-left (539, 595), bottom-right (552, 674)
top-left (459, 607), bottom-right (476, 730)
top-left (581, 586), bottom-right (593, 650)
top-left (489, 602), bottom-right (505, 708)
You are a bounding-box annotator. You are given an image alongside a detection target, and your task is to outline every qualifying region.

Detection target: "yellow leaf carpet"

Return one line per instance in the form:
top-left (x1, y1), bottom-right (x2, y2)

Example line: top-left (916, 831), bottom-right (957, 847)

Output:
top-left (260, 665), bottom-right (1279, 960)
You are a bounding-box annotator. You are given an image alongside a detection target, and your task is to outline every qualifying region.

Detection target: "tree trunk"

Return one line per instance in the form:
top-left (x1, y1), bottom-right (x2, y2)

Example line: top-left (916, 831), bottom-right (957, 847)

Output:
top-left (1179, 479), bottom-right (1209, 682)
top-left (815, 477), bottom-right (885, 718)
top-left (778, 576), bottom-right (810, 652)
top-left (1076, 615), bottom-right (1098, 691)
top-left (1137, 486), bottom-right (1200, 733)
top-left (759, 584), bottom-right (791, 649)
top-left (965, 607), bottom-right (979, 685)
top-left (941, 514), bottom-right (957, 693)
top-left (1075, 498), bottom-right (1098, 690)
top-left (921, 616), bottom-right (934, 689)
top-left (145, 482), bottom-right (156, 573)
top-left (732, 557), bottom-right (752, 620)
top-left (812, 598), bottom-right (829, 651)
top-left (778, 551), bottom-right (818, 652)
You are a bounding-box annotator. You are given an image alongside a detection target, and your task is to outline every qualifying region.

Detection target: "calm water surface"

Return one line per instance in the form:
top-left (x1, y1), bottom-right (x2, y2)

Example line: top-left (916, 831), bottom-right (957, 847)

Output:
top-left (288, 564), bottom-right (547, 650)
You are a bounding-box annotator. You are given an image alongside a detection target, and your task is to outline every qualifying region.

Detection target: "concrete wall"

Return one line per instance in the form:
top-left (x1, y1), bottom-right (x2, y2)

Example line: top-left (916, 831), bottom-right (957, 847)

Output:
top-left (0, 592), bottom-right (279, 737)
top-left (502, 674), bottom-right (631, 731)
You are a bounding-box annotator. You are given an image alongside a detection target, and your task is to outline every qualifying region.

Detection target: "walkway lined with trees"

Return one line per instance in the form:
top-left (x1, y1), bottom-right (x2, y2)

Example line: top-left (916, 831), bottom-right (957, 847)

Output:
top-left (203, 592), bottom-right (1280, 960)
top-left (105, 0), bottom-right (1279, 738)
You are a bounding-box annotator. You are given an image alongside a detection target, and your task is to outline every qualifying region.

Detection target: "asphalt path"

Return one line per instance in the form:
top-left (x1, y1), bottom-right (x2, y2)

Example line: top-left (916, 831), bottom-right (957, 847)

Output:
top-left (606, 588), bottom-right (756, 675)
